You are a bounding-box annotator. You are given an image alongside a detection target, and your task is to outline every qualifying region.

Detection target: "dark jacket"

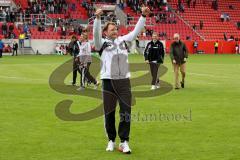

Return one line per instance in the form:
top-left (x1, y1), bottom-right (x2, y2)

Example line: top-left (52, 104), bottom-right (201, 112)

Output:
top-left (13, 43), bottom-right (18, 50)
top-left (144, 40), bottom-right (165, 63)
top-left (2, 24), bottom-right (7, 31)
top-left (68, 40), bottom-right (80, 57)
top-left (170, 41), bottom-right (188, 64)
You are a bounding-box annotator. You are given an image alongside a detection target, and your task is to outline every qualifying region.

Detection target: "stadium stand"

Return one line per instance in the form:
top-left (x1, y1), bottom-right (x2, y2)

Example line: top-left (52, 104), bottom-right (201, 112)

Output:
top-left (168, 0), bottom-right (240, 40)
top-left (123, 0), bottom-right (203, 40)
top-left (0, 0), bottom-right (239, 41)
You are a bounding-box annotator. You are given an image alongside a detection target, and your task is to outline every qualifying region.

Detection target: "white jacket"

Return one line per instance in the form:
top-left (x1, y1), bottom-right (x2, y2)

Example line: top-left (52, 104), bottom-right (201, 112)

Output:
top-left (93, 16), bottom-right (146, 79)
top-left (77, 41), bottom-right (92, 63)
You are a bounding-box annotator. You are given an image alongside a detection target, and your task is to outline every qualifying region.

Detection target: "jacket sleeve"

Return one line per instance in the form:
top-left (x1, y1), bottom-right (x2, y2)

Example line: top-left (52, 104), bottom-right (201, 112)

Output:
top-left (87, 42), bottom-right (91, 55)
top-left (93, 18), bottom-right (103, 50)
top-left (144, 42), bottom-right (150, 60)
top-left (121, 16), bottom-right (146, 42)
top-left (170, 43), bottom-right (174, 61)
top-left (160, 42), bottom-right (165, 61)
top-left (76, 41), bottom-right (82, 57)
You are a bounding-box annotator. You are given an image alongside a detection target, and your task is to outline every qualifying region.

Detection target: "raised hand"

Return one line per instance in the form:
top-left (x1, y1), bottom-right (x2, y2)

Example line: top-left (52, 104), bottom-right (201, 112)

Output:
top-left (95, 8), bottom-right (103, 19)
top-left (141, 7), bottom-right (151, 17)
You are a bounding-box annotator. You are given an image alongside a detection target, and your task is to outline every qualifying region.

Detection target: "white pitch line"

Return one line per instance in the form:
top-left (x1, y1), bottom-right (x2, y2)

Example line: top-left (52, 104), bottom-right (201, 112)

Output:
top-left (168, 70), bottom-right (236, 80)
top-left (163, 62), bottom-right (240, 66)
top-left (0, 71), bottom-right (236, 84)
top-left (0, 75), bottom-right (46, 82)
top-left (188, 72), bottom-right (234, 79)
top-left (1, 63), bottom-right (62, 66)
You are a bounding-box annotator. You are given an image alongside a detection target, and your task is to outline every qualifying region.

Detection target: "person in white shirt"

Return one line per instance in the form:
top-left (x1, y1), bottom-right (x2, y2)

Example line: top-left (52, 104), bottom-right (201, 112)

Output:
top-left (54, 22), bottom-right (57, 32)
top-left (77, 32), bottom-right (99, 90)
top-left (116, 19), bottom-right (120, 26)
top-left (235, 43), bottom-right (239, 54)
top-left (239, 42), bottom-right (240, 54)
top-left (93, 7), bottom-right (150, 154)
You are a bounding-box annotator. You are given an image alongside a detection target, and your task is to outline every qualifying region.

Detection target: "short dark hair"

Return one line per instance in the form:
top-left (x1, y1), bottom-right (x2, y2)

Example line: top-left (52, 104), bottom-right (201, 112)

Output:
top-left (71, 35), bottom-right (77, 40)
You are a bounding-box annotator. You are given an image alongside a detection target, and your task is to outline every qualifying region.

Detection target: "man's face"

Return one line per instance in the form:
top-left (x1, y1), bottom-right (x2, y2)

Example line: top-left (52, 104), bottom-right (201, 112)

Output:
top-left (105, 24), bottom-right (118, 40)
top-left (174, 36), bottom-right (180, 42)
top-left (79, 36), bottom-right (83, 42)
top-left (72, 38), bottom-right (76, 42)
top-left (81, 35), bottom-right (88, 41)
top-left (152, 34), bottom-right (158, 41)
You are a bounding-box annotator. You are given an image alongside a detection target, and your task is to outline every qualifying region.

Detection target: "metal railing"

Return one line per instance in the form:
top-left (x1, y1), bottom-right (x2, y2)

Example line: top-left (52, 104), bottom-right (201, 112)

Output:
top-left (115, 5), bottom-right (127, 26)
top-left (0, 14), bottom-right (53, 25)
top-left (88, 16), bottom-right (119, 26)
top-left (87, 15), bottom-right (154, 27)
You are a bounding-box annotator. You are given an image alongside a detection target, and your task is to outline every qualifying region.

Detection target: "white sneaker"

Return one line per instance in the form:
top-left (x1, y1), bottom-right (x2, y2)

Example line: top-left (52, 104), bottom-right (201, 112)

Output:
top-left (76, 86), bottom-right (85, 91)
top-left (156, 83), bottom-right (160, 89)
top-left (118, 141), bottom-right (131, 154)
top-left (106, 140), bottom-right (115, 152)
top-left (151, 85), bottom-right (157, 90)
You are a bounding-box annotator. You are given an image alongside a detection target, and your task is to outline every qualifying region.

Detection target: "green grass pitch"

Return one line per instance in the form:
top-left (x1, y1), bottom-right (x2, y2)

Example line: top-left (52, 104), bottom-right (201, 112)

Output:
top-left (0, 54), bottom-right (240, 160)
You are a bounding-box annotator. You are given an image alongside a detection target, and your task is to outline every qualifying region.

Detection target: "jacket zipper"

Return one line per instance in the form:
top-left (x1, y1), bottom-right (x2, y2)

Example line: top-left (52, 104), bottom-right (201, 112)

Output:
top-left (117, 48), bottom-right (121, 76)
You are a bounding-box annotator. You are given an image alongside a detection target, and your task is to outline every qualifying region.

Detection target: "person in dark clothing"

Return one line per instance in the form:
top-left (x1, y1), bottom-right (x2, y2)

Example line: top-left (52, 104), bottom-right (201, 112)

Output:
top-left (200, 20), bottom-right (203, 30)
top-left (193, 0), bottom-right (196, 8)
top-left (193, 40), bottom-right (198, 54)
top-left (214, 41), bottom-right (219, 54)
top-left (170, 33), bottom-right (188, 89)
top-left (68, 35), bottom-right (81, 85)
top-left (212, 0), bottom-right (218, 10)
top-left (144, 32), bottom-right (165, 90)
top-left (0, 39), bottom-right (4, 58)
top-left (2, 23), bottom-right (8, 36)
top-left (136, 36), bottom-right (140, 48)
top-left (193, 23), bottom-right (197, 30)
top-left (9, 24), bottom-right (14, 33)
top-left (223, 33), bottom-right (227, 41)
top-left (12, 41), bottom-right (18, 56)
top-left (187, 0), bottom-right (191, 8)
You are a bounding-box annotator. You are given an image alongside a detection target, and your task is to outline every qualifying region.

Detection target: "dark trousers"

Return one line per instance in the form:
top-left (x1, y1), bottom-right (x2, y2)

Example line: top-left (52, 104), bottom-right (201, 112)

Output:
top-left (103, 79), bottom-right (132, 142)
top-left (12, 49), bottom-right (17, 56)
top-left (193, 47), bottom-right (198, 54)
top-left (215, 47), bottom-right (218, 54)
top-left (149, 63), bottom-right (160, 85)
top-left (81, 62), bottom-right (97, 86)
top-left (72, 58), bottom-right (80, 85)
top-left (0, 49), bottom-right (2, 58)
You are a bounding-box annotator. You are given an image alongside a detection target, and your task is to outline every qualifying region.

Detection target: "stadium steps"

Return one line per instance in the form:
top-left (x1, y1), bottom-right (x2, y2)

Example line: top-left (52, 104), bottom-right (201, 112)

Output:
top-left (123, 6), bottom-right (201, 40)
top-left (19, 47), bottom-right (35, 55)
top-left (214, 0), bottom-right (240, 28)
top-left (168, 0), bottom-right (240, 40)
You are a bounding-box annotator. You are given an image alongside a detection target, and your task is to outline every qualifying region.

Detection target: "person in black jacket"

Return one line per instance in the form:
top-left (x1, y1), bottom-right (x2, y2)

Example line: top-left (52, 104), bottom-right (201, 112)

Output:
top-left (170, 33), bottom-right (188, 89)
top-left (12, 41), bottom-right (18, 56)
top-left (2, 22), bottom-right (8, 36)
top-left (144, 32), bottom-right (165, 90)
top-left (68, 35), bottom-right (81, 86)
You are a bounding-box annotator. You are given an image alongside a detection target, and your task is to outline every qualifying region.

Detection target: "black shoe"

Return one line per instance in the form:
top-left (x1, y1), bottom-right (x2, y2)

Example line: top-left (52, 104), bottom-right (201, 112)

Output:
top-left (175, 87), bottom-right (180, 90)
top-left (180, 81), bottom-right (185, 88)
